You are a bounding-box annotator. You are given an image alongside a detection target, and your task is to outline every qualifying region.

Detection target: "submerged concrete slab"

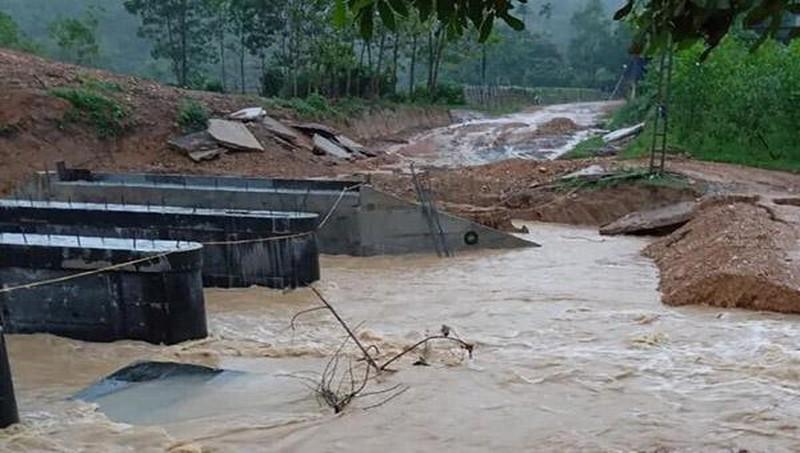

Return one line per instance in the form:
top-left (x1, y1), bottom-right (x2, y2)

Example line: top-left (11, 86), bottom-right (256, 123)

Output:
top-left (0, 200), bottom-right (320, 289)
top-left (74, 361), bottom-right (244, 425)
top-left (0, 233), bottom-right (207, 344)
top-left (19, 170), bottom-right (537, 256)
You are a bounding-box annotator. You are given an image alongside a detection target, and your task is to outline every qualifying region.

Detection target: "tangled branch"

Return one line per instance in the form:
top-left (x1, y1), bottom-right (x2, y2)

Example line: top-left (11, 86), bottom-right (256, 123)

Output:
top-left (292, 286), bottom-right (475, 413)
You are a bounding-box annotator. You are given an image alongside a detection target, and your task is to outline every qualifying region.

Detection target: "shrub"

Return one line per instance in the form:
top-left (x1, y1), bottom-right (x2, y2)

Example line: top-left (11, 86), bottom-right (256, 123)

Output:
top-left (50, 87), bottom-right (128, 138)
top-left (613, 35), bottom-right (800, 171)
top-left (177, 99), bottom-right (209, 132)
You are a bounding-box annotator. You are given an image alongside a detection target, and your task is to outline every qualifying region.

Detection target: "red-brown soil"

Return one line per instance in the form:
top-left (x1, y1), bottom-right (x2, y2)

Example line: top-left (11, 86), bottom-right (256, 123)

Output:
top-left (644, 200), bottom-right (800, 313)
top-left (0, 49), bottom-right (449, 196)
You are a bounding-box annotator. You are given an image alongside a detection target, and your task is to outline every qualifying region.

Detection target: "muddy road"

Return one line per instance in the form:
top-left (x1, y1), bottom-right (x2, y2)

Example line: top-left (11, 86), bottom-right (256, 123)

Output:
top-left (386, 101), bottom-right (617, 168)
top-left (4, 223), bottom-right (800, 452)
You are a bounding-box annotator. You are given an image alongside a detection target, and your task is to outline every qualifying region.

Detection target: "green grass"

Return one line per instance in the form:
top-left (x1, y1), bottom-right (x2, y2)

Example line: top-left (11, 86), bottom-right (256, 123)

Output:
top-left (560, 136), bottom-right (605, 159)
top-left (177, 98), bottom-right (209, 132)
top-left (50, 87), bottom-right (129, 138)
top-left (556, 168), bottom-right (692, 193)
top-left (77, 75), bottom-right (124, 94)
top-left (617, 125), bottom-right (800, 173)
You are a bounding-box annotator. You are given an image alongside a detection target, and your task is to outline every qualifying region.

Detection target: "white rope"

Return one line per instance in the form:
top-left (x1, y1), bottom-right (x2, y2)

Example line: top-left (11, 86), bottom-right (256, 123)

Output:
top-left (0, 183), bottom-right (365, 295)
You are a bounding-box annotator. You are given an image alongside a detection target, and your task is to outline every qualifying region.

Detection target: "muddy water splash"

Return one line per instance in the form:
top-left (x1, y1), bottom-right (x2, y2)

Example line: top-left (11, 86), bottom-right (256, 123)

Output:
top-left (3, 223), bottom-right (800, 451)
top-left (389, 102), bottom-right (616, 167)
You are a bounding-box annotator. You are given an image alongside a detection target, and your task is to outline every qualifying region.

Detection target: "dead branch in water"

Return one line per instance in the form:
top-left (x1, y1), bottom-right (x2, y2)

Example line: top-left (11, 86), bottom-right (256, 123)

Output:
top-left (293, 286), bottom-right (475, 413)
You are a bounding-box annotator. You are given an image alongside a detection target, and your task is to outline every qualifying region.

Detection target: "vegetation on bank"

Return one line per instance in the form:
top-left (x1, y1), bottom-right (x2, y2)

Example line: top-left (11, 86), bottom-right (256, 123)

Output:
top-left (612, 34), bottom-right (800, 172)
top-left (557, 168), bottom-right (692, 192)
top-left (560, 136), bottom-right (605, 160)
top-left (50, 78), bottom-right (129, 138)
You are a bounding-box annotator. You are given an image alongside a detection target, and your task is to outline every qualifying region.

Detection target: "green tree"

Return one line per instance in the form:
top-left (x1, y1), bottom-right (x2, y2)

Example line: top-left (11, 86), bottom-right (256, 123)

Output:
top-left (614, 0), bottom-right (800, 56)
top-left (48, 8), bottom-right (100, 64)
top-left (0, 11), bottom-right (21, 47)
top-left (568, 0), bottom-right (629, 89)
top-left (124, 0), bottom-right (214, 87)
top-left (0, 11), bottom-right (37, 52)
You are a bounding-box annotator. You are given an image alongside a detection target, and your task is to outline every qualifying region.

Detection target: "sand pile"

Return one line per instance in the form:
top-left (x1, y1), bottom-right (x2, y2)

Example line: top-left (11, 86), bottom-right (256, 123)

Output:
top-left (644, 201), bottom-right (800, 313)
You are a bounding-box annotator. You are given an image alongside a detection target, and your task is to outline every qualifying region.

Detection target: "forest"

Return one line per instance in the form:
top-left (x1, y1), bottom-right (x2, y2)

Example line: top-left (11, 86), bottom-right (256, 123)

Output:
top-left (0, 0), bottom-right (629, 101)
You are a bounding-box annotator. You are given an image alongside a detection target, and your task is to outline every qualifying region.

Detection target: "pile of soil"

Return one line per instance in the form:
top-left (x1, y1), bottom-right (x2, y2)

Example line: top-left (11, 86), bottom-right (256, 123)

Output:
top-left (644, 201), bottom-right (800, 313)
top-left (375, 159), bottom-right (704, 229)
top-left (537, 117), bottom-right (579, 136)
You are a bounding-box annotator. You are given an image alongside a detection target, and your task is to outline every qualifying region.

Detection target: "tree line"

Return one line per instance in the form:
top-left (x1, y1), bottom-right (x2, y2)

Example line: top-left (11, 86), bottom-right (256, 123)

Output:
top-left (2, 0), bottom-right (632, 102)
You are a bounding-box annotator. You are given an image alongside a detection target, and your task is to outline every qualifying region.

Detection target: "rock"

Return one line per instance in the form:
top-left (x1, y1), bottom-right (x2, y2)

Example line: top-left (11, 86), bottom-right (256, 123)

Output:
top-left (262, 115), bottom-right (303, 143)
top-left (291, 122), bottom-right (339, 139)
top-left (561, 165), bottom-right (614, 181)
top-left (228, 107), bottom-right (266, 122)
top-left (600, 201), bottom-right (697, 236)
top-left (208, 119), bottom-right (264, 152)
top-left (168, 131), bottom-right (226, 162)
top-left (603, 122), bottom-right (645, 144)
top-left (313, 134), bottom-right (350, 159)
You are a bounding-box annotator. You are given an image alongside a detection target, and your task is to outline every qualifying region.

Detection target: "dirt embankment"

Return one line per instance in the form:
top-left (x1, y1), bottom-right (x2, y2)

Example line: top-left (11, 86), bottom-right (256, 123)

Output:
top-left (645, 199), bottom-right (800, 313)
top-left (375, 158), bottom-right (703, 230)
top-left (0, 49), bottom-right (448, 196)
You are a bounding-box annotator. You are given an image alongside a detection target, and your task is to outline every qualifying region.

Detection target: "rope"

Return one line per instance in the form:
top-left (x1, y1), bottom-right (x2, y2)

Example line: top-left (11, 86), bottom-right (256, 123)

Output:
top-left (0, 252), bottom-right (173, 295)
top-left (0, 183), bottom-right (366, 295)
top-left (316, 183), bottom-right (363, 231)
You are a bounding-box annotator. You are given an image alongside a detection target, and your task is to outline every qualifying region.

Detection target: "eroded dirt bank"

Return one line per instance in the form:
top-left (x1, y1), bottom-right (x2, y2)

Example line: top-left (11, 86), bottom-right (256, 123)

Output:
top-left (374, 158), bottom-right (703, 230)
top-left (645, 198), bottom-right (800, 313)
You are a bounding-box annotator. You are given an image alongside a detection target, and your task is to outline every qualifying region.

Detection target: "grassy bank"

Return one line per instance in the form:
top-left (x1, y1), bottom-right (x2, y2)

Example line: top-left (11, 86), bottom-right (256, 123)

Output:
top-left (609, 35), bottom-right (800, 172)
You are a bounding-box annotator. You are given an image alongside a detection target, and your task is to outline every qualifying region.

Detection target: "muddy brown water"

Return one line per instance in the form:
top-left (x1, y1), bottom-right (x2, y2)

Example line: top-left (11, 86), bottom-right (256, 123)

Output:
top-left (2, 222), bottom-right (800, 452)
top-left (388, 102), bottom-right (616, 167)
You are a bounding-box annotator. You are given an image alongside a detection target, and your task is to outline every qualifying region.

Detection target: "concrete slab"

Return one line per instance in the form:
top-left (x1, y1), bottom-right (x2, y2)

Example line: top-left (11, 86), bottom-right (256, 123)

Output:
top-left (208, 119), bottom-right (264, 152)
top-left (0, 200), bottom-right (321, 289)
top-left (600, 201), bottom-right (697, 236)
top-left (262, 115), bottom-right (303, 143)
top-left (561, 165), bottom-right (614, 181)
top-left (313, 134), bottom-right (351, 159)
top-left (19, 170), bottom-right (538, 256)
top-left (0, 233), bottom-right (207, 344)
top-left (228, 107), bottom-right (266, 122)
top-left (603, 122), bottom-right (645, 143)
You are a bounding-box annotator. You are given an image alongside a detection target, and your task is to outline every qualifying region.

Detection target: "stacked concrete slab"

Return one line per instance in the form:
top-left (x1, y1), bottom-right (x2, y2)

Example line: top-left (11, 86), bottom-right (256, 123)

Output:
top-left (0, 200), bottom-right (320, 289)
top-left (19, 169), bottom-right (536, 256)
top-left (0, 233), bottom-right (207, 344)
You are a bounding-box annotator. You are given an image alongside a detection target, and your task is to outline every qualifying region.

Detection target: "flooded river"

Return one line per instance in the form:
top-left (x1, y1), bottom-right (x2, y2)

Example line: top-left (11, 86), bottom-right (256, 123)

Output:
top-left (390, 102), bottom-right (616, 167)
top-left (3, 223), bottom-right (800, 452)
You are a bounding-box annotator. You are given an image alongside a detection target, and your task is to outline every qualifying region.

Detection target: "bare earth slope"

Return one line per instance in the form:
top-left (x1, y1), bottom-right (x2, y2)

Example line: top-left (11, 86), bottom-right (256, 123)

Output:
top-left (0, 49), bottom-right (451, 196)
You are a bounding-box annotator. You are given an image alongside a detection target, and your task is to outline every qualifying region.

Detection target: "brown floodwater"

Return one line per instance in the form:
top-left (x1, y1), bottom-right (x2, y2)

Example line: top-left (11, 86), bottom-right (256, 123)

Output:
top-left (2, 222), bottom-right (800, 452)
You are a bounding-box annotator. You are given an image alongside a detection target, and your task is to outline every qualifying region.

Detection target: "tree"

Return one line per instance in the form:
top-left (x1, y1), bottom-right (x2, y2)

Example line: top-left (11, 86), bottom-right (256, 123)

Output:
top-left (48, 8), bottom-right (100, 64)
top-left (124, 0), bottom-right (214, 87)
top-left (568, 0), bottom-right (630, 89)
top-left (339, 0), bottom-right (530, 42)
top-left (614, 0), bottom-right (800, 56)
top-left (0, 12), bottom-right (21, 47)
top-left (0, 11), bottom-right (38, 52)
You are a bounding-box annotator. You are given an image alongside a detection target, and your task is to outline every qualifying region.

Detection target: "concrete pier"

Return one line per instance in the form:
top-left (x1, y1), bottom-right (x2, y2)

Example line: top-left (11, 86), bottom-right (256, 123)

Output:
top-left (0, 233), bottom-right (207, 344)
top-left (0, 328), bottom-right (18, 428)
top-left (0, 200), bottom-right (320, 289)
top-left (19, 170), bottom-right (536, 256)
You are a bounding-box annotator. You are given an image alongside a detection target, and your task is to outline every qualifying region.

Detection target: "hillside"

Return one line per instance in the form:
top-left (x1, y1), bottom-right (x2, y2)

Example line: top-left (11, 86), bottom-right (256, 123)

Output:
top-left (0, 49), bottom-right (451, 196)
